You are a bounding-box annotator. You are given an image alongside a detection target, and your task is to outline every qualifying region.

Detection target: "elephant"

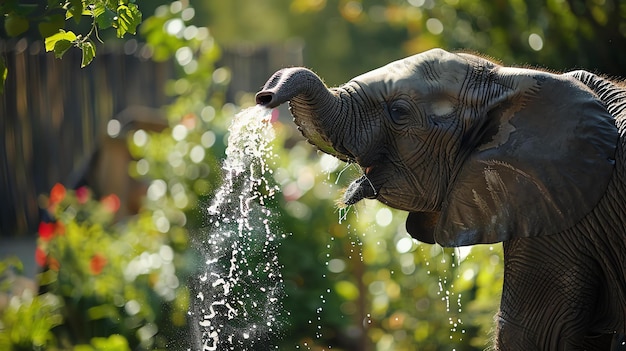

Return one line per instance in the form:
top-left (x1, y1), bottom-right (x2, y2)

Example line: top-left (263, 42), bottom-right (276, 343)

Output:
top-left (255, 48), bottom-right (626, 350)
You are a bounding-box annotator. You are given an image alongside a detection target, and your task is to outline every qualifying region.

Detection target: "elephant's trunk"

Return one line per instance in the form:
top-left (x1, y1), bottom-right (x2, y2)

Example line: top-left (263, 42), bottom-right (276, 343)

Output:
top-left (256, 67), bottom-right (350, 161)
top-left (255, 67), bottom-right (319, 108)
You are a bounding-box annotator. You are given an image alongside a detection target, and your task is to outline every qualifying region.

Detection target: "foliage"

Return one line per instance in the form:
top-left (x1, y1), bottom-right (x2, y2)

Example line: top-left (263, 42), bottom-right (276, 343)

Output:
top-left (0, 183), bottom-right (193, 350)
top-left (128, 4), bottom-right (353, 348)
top-left (266, 135), bottom-right (360, 349)
top-left (200, 0), bottom-right (626, 84)
top-left (0, 289), bottom-right (64, 350)
top-left (0, 3), bottom-right (216, 348)
top-left (0, 0), bottom-right (142, 91)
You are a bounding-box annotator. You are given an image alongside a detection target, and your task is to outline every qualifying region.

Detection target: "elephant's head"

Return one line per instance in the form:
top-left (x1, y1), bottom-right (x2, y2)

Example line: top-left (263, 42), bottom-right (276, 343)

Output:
top-left (256, 49), bottom-right (618, 246)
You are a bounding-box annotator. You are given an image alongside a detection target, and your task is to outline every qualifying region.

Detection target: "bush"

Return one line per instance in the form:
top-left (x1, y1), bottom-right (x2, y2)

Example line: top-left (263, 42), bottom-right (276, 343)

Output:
top-left (0, 183), bottom-right (194, 350)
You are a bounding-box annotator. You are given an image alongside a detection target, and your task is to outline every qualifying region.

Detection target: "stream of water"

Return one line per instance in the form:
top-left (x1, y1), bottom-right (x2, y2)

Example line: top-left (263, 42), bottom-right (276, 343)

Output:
top-left (189, 105), bottom-right (284, 350)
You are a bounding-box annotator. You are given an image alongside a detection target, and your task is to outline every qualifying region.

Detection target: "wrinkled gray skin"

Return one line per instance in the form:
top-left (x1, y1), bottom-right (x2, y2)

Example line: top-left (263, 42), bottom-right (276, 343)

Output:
top-left (256, 49), bottom-right (626, 350)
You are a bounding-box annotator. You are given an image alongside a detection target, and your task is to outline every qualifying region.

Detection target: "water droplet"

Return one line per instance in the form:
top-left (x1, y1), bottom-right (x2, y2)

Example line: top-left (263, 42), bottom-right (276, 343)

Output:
top-left (190, 106), bottom-right (285, 349)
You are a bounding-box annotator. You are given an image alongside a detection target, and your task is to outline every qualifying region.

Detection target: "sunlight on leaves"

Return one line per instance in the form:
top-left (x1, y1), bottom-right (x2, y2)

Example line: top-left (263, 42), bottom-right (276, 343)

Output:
top-left (0, 58), bottom-right (6, 94)
top-left (93, 3), bottom-right (116, 30)
top-left (44, 30), bottom-right (77, 53)
top-left (116, 4), bottom-right (142, 38)
top-left (79, 41), bottom-right (96, 67)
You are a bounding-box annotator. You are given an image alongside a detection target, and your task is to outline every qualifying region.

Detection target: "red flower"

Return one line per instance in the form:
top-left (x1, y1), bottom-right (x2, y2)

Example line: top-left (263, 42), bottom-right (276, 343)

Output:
top-left (55, 221), bottom-right (65, 235)
top-left (76, 186), bottom-right (89, 204)
top-left (48, 257), bottom-right (60, 271)
top-left (49, 183), bottom-right (66, 206)
top-left (38, 222), bottom-right (56, 241)
top-left (90, 254), bottom-right (107, 275)
top-left (101, 194), bottom-right (121, 213)
top-left (35, 247), bottom-right (47, 267)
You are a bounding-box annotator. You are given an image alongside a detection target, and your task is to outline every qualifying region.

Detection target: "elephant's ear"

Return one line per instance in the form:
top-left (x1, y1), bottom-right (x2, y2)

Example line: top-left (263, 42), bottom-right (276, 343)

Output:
top-left (405, 212), bottom-right (439, 244)
top-left (434, 72), bottom-right (618, 247)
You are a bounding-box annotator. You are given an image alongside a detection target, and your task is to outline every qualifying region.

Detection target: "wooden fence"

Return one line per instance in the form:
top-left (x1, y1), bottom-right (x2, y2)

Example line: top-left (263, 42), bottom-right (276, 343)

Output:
top-left (0, 39), bottom-right (302, 237)
top-left (0, 39), bottom-right (174, 237)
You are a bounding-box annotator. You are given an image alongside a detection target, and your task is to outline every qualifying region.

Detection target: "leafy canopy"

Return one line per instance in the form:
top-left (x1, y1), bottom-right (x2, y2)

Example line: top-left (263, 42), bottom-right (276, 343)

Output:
top-left (1, 0), bottom-right (142, 90)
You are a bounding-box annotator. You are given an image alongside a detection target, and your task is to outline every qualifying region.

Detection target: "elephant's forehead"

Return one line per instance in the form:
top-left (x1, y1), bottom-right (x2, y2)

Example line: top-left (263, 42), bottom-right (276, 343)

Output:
top-left (349, 51), bottom-right (470, 96)
top-left (350, 60), bottom-right (423, 97)
top-left (351, 58), bottom-right (416, 84)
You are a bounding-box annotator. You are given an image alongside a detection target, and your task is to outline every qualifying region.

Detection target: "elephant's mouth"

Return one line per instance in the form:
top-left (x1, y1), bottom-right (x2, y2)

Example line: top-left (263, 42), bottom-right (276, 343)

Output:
top-left (295, 118), bottom-right (381, 205)
top-left (342, 166), bottom-right (379, 205)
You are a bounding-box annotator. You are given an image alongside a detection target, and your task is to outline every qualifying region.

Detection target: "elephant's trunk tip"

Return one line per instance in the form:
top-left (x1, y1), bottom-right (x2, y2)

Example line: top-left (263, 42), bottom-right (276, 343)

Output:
top-left (256, 67), bottom-right (324, 108)
top-left (255, 91), bottom-right (277, 108)
top-left (255, 69), bottom-right (288, 108)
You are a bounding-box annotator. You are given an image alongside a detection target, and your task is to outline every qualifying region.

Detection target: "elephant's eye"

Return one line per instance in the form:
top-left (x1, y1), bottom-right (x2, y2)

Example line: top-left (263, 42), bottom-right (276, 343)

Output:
top-left (389, 101), bottom-right (411, 125)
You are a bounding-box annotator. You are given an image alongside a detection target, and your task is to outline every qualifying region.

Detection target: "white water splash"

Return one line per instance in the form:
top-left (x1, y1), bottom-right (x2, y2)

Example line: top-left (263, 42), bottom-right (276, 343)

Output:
top-left (190, 105), bottom-right (284, 350)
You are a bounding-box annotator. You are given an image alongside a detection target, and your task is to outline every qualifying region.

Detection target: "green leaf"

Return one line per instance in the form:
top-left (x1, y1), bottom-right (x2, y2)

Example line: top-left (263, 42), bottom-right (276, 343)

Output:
top-left (66, 0), bottom-right (84, 23)
top-left (86, 304), bottom-right (118, 320)
top-left (80, 41), bottom-right (96, 68)
top-left (38, 14), bottom-right (66, 38)
top-left (93, 3), bottom-right (116, 30)
top-left (44, 30), bottom-right (77, 52)
top-left (4, 13), bottom-right (29, 37)
top-left (0, 57), bottom-right (6, 95)
top-left (0, 256), bottom-right (24, 275)
top-left (104, 0), bottom-right (118, 10)
top-left (91, 335), bottom-right (130, 351)
top-left (115, 3), bottom-right (142, 38)
top-left (53, 39), bottom-right (73, 58)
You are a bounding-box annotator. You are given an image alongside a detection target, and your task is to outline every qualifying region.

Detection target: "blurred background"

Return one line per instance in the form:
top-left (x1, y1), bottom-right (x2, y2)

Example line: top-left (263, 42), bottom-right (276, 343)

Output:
top-left (0, 0), bottom-right (624, 350)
